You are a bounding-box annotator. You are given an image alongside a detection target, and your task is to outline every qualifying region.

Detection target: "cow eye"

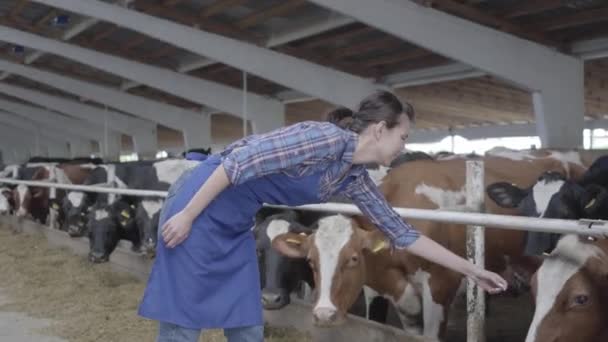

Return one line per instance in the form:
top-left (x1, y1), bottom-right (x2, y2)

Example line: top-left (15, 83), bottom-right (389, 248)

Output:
top-left (571, 294), bottom-right (589, 308)
top-left (347, 254), bottom-right (359, 267)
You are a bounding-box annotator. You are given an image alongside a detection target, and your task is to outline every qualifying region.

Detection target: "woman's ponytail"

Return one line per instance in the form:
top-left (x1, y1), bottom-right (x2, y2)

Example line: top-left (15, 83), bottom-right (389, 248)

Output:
top-left (325, 107), bottom-right (354, 130)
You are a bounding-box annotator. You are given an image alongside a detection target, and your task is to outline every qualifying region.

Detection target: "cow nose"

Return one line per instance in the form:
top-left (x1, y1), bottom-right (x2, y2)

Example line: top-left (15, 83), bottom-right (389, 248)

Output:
top-left (16, 209), bottom-right (26, 217)
top-left (89, 252), bottom-right (108, 263)
top-left (313, 307), bottom-right (337, 324)
top-left (262, 292), bottom-right (282, 304)
top-left (68, 225), bottom-right (82, 236)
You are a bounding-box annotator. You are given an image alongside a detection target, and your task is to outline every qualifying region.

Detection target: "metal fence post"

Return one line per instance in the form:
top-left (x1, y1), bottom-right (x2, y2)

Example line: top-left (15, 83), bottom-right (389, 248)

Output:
top-left (466, 160), bottom-right (485, 342)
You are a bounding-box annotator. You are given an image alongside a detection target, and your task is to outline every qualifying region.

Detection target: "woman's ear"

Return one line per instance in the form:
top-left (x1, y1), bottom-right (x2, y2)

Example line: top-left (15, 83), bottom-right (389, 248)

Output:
top-left (373, 121), bottom-right (386, 141)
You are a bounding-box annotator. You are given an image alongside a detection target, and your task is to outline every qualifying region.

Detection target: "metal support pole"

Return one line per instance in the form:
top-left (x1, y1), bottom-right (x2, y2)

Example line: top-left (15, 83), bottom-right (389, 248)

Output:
top-left (242, 71), bottom-right (248, 137)
top-left (466, 160), bottom-right (485, 342)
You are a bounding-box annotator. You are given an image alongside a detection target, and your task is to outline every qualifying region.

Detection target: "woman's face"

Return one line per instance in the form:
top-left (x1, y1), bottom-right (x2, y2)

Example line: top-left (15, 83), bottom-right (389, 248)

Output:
top-left (373, 113), bottom-right (410, 167)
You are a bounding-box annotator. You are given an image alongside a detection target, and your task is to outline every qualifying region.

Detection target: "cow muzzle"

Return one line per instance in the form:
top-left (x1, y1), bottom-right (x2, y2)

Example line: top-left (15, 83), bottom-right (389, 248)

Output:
top-left (313, 306), bottom-right (341, 326)
top-left (262, 289), bottom-right (290, 310)
top-left (16, 208), bottom-right (27, 218)
top-left (89, 251), bottom-right (108, 263)
top-left (68, 224), bottom-right (85, 237)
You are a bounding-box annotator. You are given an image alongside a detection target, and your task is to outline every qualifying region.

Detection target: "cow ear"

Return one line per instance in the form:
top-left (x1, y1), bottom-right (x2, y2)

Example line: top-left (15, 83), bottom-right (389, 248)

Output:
top-left (361, 230), bottom-right (390, 254)
top-left (581, 185), bottom-right (608, 218)
top-left (272, 232), bottom-right (310, 258)
top-left (486, 182), bottom-right (527, 208)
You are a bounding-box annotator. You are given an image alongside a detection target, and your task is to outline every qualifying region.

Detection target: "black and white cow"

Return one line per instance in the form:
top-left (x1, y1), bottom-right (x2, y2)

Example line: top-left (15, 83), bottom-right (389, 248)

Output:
top-left (487, 158), bottom-right (608, 256)
top-left (85, 159), bottom-right (199, 262)
top-left (0, 187), bottom-right (14, 215)
top-left (87, 198), bottom-right (140, 263)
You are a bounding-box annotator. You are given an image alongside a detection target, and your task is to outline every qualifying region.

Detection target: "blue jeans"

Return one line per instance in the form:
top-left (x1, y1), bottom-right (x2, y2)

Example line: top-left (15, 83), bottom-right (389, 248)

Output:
top-left (157, 321), bottom-right (264, 342)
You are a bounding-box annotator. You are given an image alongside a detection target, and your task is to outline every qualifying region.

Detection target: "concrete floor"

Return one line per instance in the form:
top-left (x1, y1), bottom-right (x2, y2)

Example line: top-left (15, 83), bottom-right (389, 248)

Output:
top-left (0, 288), bottom-right (66, 342)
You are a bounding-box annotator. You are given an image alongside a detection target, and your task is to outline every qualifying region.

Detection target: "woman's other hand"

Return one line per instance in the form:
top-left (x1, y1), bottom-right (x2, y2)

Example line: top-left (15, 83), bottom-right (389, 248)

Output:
top-left (161, 210), bottom-right (195, 248)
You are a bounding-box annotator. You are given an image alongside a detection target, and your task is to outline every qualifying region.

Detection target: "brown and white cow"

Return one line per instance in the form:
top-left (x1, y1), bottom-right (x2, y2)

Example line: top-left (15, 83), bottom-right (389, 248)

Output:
top-left (14, 164), bottom-right (93, 226)
top-left (273, 149), bottom-right (587, 340)
top-left (525, 236), bottom-right (608, 342)
top-left (486, 156), bottom-right (608, 342)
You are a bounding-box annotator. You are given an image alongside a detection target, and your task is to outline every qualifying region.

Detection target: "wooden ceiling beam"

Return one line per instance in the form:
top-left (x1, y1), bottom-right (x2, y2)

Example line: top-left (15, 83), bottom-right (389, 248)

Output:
top-left (332, 36), bottom-right (399, 59)
top-left (537, 8), bottom-right (608, 32)
top-left (501, 0), bottom-right (564, 19)
top-left (143, 45), bottom-right (178, 59)
top-left (364, 49), bottom-right (430, 67)
top-left (120, 34), bottom-right (148, 51)
top-left (278, 45), bottom-right (378, 78)
top-left (162, 0), bottom-right (184, 7)
top-left (138, 2), bottom-right (264, 44)
top-left (236, 0), bottom-right (306, 29)
top-left (300, 25), bottom-right (374, 49)
top-left (200, 0), bottom-right (249, 18)
top-left (9, 0), bottom-right (29, 19)
top-left (91, 24), bottom-right (119, 42)
top-left (34, 9), bottom-right (57, 28)
top-left (428, 0), bottom-right (558, 47)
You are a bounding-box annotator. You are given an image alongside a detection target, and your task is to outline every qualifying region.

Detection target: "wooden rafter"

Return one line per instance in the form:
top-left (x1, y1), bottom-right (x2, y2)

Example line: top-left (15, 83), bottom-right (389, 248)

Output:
top-left (92, 24), bottom-right (119, 42)
top-left (236, 0), bottom-right (306, 29)
top-left (537, 8), bottom-right (608, 32)
top-left (34, 9), bottom-right (57, 28)
top-left (278, 45), bottom-right (378, 78)
top-left (501, 0), bottom-right (564, 19)
top-left (200, 0), bottom-right (249, 18)
top-left (9, 0), bottom-right (29, 19)
top-left (120, 34), bottom-right (148, 52)
top-left (380, 55), bottom-right (450, 75)
top-left (428, 0), bottom-right (558, 47)
top-left (162, 0), bottom-right (184, 7)
top-left (364, 49), bottom-right (429, 67)
top-left (138, 2), bottom-right (264, 44)
top-left (332, 36), bottom-right (399, 59)
top-left (300, 25), bottom-right (373, 49)
top-left (143, 45), bottom-right (178, 59)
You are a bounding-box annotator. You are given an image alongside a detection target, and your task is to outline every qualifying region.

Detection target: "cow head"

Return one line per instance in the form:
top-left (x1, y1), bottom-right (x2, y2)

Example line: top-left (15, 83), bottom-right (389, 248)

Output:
top-left (62, 191), bottom-right (92, 237)
top-left (526, 236), bottom-right (608, 342)
top-left (136, 199), bottom-right (163, 257)
top-left (87, 200), bottom-right (136, 263)
top-left (13, 184), bottom-right (33, 218)
top-left (0, 187), bottom-right (14, 215)
top-left (273, 215), bottom-right (389, 326)
top-left (255, 211), bottom-right (314, 310)
top-left (487, 171), bottom-right (608, 221)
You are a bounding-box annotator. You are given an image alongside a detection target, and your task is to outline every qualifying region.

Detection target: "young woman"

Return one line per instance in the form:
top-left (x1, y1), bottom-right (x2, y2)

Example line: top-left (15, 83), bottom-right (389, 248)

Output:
top-left (138, 91), bottom-right (507, 342)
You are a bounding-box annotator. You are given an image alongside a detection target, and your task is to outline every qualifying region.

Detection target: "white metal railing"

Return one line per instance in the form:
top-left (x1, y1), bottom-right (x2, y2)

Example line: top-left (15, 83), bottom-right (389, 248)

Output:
top-left (3, 177), bottom-right (607, 237)
top-left (2, 161), bottom-right (608, 342)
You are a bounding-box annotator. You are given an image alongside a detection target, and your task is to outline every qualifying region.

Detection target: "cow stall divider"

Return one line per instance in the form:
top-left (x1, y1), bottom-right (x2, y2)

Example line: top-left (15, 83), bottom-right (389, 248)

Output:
top-left (2, 160), bottom-right (608, 342)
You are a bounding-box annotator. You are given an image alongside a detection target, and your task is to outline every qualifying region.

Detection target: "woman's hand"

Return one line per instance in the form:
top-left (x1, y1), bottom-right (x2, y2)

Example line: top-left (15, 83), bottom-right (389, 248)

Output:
top-left (469, 267), bottom-right (509, 294)
top-left (161, 210), bottom-right (195, 248)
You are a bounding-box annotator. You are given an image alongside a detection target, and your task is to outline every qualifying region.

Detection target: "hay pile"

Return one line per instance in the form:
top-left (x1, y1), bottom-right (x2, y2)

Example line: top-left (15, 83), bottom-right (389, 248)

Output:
top-left (0, 222), bottom-right (310, 342)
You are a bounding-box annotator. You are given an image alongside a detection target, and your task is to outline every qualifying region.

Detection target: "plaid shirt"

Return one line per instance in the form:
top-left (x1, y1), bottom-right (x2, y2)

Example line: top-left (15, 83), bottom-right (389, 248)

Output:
top-left (220, 121), bottom-right (420, 248)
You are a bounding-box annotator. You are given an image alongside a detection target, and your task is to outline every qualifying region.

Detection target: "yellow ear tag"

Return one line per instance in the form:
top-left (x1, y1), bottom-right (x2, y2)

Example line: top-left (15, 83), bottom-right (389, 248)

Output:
top-left (121, 210), bottom-right (130, 219)
top-left (372, 240), bottom-right (387, 253)
top-left (52, 203), bottom-right (59, 210)
top-left (585, 198), bottom-right (597, 210)
top-left (286, 238), bottom-right (302, 245)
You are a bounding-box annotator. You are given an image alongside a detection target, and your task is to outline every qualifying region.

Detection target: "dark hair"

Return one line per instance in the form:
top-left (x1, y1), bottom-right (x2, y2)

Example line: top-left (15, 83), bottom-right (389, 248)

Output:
top-left (325, 90), bottom-right (414, 133)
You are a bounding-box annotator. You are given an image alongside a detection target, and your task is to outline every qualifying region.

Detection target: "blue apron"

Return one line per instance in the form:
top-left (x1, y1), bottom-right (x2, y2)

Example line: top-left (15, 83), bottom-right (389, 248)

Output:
top-left (138, 155), bottom-right (352, 329)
